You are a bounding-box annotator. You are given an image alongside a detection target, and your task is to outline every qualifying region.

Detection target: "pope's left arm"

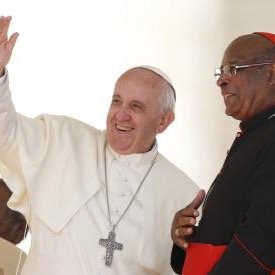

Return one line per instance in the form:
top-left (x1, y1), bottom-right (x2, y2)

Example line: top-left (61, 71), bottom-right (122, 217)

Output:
top-left (209, 138), bottom-right (275, 275)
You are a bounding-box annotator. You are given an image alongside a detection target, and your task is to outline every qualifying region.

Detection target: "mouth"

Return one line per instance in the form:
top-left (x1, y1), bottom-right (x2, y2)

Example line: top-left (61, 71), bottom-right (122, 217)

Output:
top-left (223, 94), bottom-right (234, 99)
top-left (115, 124), bottom-right (134, 132)
top-left (222, 90), bottom-right (236, 100)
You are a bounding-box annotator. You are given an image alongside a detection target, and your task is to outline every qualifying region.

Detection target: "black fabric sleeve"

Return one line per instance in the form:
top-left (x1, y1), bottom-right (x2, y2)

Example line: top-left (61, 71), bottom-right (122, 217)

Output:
top-left (209, 137), bottom-right (275, 274)
top-left (170, 244), bottom-right (186, 274)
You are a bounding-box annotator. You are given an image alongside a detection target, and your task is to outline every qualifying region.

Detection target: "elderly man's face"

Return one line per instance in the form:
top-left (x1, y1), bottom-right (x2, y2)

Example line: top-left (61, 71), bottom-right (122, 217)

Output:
top-left (217, 35), bottom-right (275, 121)
top-left (0, 180), bottom-right (27, 244)
top-left (106, 69), bottom-right (174, 154)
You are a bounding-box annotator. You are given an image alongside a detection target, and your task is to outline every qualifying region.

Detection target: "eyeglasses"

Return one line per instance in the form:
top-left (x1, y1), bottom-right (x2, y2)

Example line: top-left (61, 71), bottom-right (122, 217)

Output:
top-left (214, 62), bottom-right (274, 80)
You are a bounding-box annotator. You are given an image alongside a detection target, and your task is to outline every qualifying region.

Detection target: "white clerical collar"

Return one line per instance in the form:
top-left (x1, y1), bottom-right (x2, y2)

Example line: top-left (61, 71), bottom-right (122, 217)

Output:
top-left (106, 142), bottom-right (158, 166)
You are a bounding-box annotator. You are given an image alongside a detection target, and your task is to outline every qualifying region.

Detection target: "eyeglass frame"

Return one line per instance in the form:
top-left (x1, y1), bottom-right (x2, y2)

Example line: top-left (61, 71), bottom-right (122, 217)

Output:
top-left (214, 62), bottom-right (274, 80)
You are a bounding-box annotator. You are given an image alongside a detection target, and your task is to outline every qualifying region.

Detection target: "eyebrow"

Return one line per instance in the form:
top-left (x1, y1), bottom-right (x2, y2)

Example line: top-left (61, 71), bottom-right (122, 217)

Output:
top-left (131, 100), bottom-right (146, 107)
top-left (112, 95), bottom-right (146, 108)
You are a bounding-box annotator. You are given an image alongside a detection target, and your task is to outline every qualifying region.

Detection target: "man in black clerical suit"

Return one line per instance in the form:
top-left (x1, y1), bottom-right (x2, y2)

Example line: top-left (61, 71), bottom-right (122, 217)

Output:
top-left (171, 32), bottom-right (275, 275)
top-left (0, 179), bottom-right (27, 244)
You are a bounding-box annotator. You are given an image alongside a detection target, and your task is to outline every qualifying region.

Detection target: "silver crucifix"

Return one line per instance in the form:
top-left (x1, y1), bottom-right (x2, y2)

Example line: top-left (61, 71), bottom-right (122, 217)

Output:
top-left (99, 230), bottom-right (123, 266)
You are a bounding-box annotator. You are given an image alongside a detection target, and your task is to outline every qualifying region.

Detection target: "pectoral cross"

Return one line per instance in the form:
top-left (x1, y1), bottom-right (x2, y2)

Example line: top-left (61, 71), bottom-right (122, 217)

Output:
top-left (99, 230), bottom-right (123, 266)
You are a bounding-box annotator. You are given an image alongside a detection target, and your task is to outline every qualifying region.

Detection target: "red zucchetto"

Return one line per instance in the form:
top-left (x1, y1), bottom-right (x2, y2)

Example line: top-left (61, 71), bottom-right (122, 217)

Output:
top-left (254, 32), bottom-right (275, 44)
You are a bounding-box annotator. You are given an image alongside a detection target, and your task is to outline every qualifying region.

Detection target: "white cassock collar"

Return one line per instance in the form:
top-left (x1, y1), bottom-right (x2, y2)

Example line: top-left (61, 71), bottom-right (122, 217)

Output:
top-left (106, 141), bottom-right (158, 167)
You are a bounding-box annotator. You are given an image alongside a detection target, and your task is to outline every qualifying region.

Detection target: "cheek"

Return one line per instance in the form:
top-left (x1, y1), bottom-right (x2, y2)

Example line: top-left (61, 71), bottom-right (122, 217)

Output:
top-left (106, 110), bottom-right (114, 124)
top-left (140, 120), bottom-right (160, 135)
top-left (239, 76), bottom-right (260, 97)
top-left (238, 88), bottom-right (256, 105)
top-left (233, 81), bottom-right (252, 102)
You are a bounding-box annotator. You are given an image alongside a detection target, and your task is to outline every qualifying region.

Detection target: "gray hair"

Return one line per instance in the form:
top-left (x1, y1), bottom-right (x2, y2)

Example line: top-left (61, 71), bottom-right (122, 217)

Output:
top-left (130, 65), bottom-right (176, 113)
top-left (159, 83), bottom-right (175, 113)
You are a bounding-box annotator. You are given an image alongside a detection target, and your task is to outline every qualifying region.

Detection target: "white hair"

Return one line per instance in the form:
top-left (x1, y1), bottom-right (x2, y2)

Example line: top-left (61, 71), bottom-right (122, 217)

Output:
top-left (159, 84), bottom-right (175, 113)
top-left (130, 65), bottom-right (176, 113)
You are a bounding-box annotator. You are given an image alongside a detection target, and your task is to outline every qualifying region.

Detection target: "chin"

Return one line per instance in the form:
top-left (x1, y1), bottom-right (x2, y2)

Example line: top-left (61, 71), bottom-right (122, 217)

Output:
top-left (225, 107), bottom-right (235, 117)
top-left (110, 144), bottom-right (131, 155)
top-left (225, 110), bottom-right (242, 121)
top-left (225, 108), bottom-right (232, 116)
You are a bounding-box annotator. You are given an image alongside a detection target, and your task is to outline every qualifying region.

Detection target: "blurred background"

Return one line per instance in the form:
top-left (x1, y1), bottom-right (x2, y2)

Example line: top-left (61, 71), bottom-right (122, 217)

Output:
top-left (2, 0), bottom-right (275, 253)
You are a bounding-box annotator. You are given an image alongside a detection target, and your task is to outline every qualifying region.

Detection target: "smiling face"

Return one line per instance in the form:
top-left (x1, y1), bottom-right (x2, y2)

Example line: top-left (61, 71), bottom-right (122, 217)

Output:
top-left (106, 68), bottom-right (175, 154)
top-left (217, 34), bottom-right (275, 121)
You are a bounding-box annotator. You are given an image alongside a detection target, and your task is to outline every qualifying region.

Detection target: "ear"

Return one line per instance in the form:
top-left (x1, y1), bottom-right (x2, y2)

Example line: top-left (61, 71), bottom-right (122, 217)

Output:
top-left (268, 64), bottom-right (275, 85)
top-left (156, 111), bottom-right (175, 134)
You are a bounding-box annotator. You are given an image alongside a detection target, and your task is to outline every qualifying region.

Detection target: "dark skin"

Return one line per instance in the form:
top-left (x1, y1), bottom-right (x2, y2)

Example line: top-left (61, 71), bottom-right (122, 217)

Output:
top-left (171, 189), bottom-right (205, 249)
top-left (0, 179), bottom-right (27, 244)
top-left (218, 34), bottom-right (275, 121)
top-left (171, 34), bottom-right (275, 251)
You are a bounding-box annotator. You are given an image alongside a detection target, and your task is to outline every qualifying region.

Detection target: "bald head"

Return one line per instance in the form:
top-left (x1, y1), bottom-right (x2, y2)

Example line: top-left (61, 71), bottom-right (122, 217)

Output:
top-left (217, 33), bottom-right (275, 121)
top-left (223, 33), bottom-right (275, 65)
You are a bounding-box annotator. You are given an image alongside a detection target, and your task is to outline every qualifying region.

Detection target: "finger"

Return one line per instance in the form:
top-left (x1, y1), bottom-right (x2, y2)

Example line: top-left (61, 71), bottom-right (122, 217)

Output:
top-left (178, 226), bottom-right (193, 238)
top-left (187, 189), bottom-right (206, 210)
top-left (171, 225), bottom-right (193, 241)
top-left (174, 236), bottom-right (191, 250)
top-left (171, 227), bottom-right (194, 247)
top-left (177, 238), bottom-right (189, 250)
top-left (0, 16), bottom-right (4, 33)
top-left (0, 16), bottom-right (12, 39)
top-left (172, 208), bottom-right (198, 232)
top-left (176, 207), bottom-right (199, 219)
top-left (3, 16), bottom-right (12, 33)
top-left (173, 212), bottom-right (196, 229)
top-left (6, 32), bottom-right (19, 51)
top-left (177, 215), bottom-right (196, 227)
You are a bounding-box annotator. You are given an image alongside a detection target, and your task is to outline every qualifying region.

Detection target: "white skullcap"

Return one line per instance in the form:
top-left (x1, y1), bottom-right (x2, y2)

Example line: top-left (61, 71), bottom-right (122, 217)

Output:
top-left (130, 65), bottom-right (176, 100)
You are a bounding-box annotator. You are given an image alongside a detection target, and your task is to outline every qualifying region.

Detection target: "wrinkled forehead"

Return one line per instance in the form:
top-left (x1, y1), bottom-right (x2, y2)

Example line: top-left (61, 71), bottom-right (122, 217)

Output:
top-left (222, 34), bottom-right (274, 64)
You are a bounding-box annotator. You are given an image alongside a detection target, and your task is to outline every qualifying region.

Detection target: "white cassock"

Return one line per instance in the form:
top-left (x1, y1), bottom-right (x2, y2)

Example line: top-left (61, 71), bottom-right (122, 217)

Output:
top-left (0, 72), bottom-right (199, 275)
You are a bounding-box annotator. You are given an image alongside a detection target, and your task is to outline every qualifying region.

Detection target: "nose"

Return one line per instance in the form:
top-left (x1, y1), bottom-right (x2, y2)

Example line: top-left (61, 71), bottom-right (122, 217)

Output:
top-left (216, 73), bottom-right (229, 87)
top-left (115, 105), bottom-right (131, 121)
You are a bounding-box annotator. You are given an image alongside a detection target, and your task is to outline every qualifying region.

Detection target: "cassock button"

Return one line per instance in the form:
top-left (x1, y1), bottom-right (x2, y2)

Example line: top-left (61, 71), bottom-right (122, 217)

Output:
top-left (236, 131), bottom-right (242, 137)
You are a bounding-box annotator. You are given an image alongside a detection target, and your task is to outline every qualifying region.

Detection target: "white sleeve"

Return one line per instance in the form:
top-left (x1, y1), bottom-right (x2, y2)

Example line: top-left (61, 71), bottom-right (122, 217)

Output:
top-left (0, 69), bottom-right (17, 156)
top-left (0, 70), bottom-right (29, 217)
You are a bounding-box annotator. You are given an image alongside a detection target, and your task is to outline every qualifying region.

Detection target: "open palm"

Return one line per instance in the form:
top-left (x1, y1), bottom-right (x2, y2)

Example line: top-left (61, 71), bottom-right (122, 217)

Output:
top-left (0, 16), bottom-right (18, 75)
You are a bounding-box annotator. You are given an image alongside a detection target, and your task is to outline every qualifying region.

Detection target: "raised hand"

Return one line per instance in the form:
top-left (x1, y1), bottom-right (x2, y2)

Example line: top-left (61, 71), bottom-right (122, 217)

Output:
top-left (171, 189), bottom-right (205, 250)
top-left (0, 16), bottom-right (19, 76)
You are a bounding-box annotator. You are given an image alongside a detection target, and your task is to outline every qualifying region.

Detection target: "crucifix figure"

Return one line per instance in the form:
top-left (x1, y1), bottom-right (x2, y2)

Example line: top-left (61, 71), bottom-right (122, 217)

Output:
top-left (99, 230), bottom-right (123, 266)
